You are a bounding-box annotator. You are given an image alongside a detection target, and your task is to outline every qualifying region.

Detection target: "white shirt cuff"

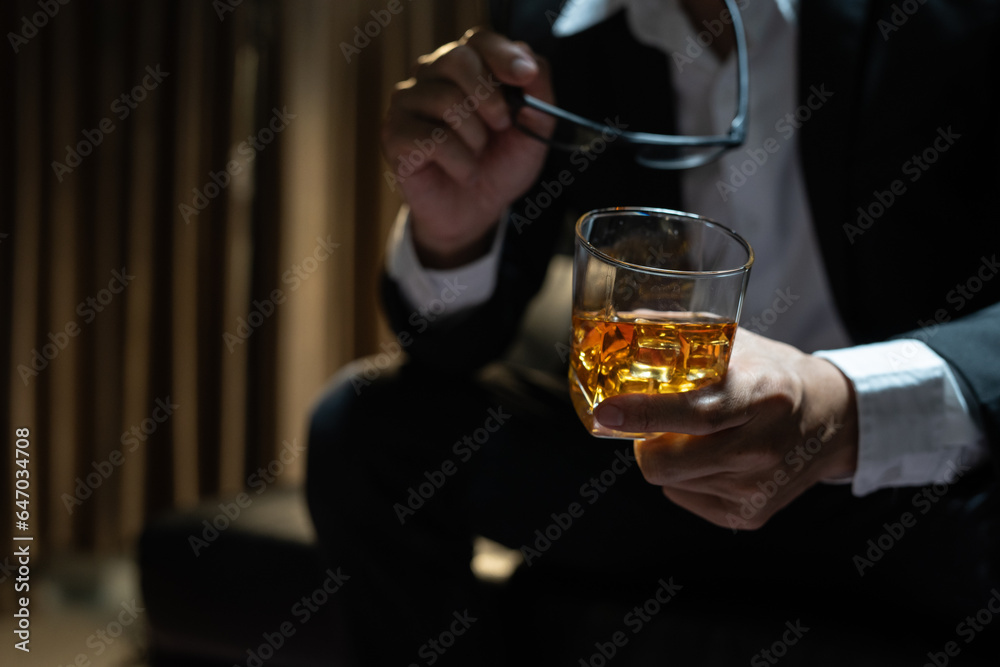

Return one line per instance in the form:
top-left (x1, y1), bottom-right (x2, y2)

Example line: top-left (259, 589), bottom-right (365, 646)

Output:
top-left (385, 206), bottom-right (506, 318)
top-left (814, 340), bottom-right (987, 497)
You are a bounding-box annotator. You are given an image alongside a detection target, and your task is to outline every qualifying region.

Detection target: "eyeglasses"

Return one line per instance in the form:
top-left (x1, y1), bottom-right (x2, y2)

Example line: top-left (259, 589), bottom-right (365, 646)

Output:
top-left (503, 0), bottom-right (749, 170)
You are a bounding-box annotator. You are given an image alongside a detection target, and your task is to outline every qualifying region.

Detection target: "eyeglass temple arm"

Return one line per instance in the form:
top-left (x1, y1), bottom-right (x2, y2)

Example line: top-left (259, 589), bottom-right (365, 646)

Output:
top-left (728, 0), bottom-right (749, 139)
top-left (504, 0), bottom-right (749, 149)
top-left (510, 89), bottom-right (742, 147)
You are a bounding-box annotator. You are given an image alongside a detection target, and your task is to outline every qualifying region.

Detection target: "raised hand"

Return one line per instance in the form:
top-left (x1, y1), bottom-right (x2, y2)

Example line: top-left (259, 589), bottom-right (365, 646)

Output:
top-left (381, 28), bottom-right (556, 269)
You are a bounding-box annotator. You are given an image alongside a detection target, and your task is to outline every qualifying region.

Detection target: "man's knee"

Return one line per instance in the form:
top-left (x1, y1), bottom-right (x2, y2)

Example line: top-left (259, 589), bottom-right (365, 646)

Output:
top-left (308, 356), bottom-right (402, 451)
top-left (308, 353), bottom-right (416, 465)
top-left (304, 355), bottom-right (477, 498)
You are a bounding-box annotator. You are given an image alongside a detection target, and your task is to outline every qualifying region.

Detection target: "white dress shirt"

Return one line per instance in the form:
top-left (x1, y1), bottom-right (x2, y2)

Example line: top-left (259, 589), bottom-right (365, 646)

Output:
top-left (386, 0), bottom-right (987, 496)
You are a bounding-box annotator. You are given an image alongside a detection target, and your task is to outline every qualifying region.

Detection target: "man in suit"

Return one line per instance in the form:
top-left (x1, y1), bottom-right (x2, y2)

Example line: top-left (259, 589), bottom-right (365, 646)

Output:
top-left (307, 1), bottom-right (1000, 664)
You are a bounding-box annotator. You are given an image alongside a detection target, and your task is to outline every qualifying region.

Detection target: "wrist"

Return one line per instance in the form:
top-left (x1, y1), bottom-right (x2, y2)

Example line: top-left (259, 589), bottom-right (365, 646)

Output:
top-left (412, 216), bottom-right (500, 269)
top-left (800, 355), bottom-right (860, 481)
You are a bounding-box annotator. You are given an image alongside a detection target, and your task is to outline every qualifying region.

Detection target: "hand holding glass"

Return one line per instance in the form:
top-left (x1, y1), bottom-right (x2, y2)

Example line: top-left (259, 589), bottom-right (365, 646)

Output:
top-left (569, 208), bottom-right (754, 439)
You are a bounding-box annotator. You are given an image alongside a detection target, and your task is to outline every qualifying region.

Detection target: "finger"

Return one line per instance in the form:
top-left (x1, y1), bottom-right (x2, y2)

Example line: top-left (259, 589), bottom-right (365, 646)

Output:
top-left (633, 433), bottom-right (729, 485)
top-left (413, 30), bottom-right (537, 133)
top-left (661, 461), bottom-right (815, 531)
top-left (594, 381), bottom-right (758, 436)
top-left (659, 487), bottom-right (744, 530)
top-left (390, 79), bottom-right (491, 156)
top-left (657, 472), bottom-right (748, 503)
top-left (511, 44), bottom-right (556, 140)
top-left (381, 112), bottom-right (478, 185)
top-left (634, 432), bottom-right (776, 487)
top-left (462, 29), bottom-right (540, 86)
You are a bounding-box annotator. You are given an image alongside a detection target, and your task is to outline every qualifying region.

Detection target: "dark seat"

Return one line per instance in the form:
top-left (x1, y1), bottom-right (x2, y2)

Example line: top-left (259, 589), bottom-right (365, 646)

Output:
top-left (137, 482), bottom-right (998, 666)
top-left (138, 486), bottom-right (350, 667)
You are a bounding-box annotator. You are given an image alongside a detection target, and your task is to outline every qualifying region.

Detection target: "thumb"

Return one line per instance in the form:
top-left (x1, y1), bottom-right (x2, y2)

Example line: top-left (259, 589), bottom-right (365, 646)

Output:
top-left (594, 387), bottom-right (752, 436)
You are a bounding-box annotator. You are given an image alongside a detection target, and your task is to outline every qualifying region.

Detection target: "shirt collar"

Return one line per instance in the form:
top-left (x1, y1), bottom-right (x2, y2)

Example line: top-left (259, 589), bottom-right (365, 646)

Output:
top-left (552, 0), bottom-right (799, 45)
top-left (551, 0), bottom-right (630, 36)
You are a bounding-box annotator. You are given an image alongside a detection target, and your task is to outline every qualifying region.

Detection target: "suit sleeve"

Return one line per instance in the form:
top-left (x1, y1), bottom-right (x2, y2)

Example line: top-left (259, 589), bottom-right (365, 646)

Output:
top-left (379, 155), bottom-right (574, 374)
top-left (907, 300), bottom-right (1000, 465)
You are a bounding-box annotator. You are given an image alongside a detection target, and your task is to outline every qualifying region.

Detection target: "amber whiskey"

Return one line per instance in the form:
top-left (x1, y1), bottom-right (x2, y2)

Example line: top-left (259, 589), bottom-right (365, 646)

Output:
top-left (569, 311), bottom-right (737, 437)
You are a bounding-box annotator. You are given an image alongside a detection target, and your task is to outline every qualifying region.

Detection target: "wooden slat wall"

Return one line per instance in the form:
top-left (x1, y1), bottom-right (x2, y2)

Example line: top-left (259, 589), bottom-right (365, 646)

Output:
top-left (1, 0), bottom-right (487, 585)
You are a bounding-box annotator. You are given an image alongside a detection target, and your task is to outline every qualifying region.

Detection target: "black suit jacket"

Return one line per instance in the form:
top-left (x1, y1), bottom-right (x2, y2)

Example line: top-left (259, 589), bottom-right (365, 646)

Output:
top-left (381, 0), bottom-right (1000, 464)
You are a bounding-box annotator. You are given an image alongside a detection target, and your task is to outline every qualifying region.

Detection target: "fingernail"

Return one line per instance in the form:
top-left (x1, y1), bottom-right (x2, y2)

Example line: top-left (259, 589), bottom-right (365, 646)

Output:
top-left (510, 56), bottom-right (537, 79)
top-left (596, 403), bottom-right (623, 428)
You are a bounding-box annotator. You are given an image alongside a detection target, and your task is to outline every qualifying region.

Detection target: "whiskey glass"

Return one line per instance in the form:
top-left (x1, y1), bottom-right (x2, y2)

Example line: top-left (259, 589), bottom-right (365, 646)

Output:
top-left (569, 207), bottom-right (753, 438)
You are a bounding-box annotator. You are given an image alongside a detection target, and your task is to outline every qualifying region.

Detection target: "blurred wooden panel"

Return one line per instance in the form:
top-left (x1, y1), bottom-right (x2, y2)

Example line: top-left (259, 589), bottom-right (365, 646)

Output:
top-left (171, 1), bottom-right (207, 511)
top-left (45, 0), bottom-right (83, 552)
top-left (85, 0), bottom-right (128, 554)
top-left (321, 1), bottom-right (362, 398)
top-left (5, 0), bottom-right (45, 566)
top-left (276, 0), bottom-right (349, 488)
top-left (1, 0), bottom-right (487, 562)
top-left (118, 1), bottom-right (161, 540)
top-left (217, 8), bottom-right (261, 496)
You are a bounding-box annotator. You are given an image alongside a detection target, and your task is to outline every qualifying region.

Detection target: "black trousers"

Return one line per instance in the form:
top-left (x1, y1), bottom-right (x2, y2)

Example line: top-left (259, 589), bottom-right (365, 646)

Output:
top-left (306, 356), bottom-right (1000, 666)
